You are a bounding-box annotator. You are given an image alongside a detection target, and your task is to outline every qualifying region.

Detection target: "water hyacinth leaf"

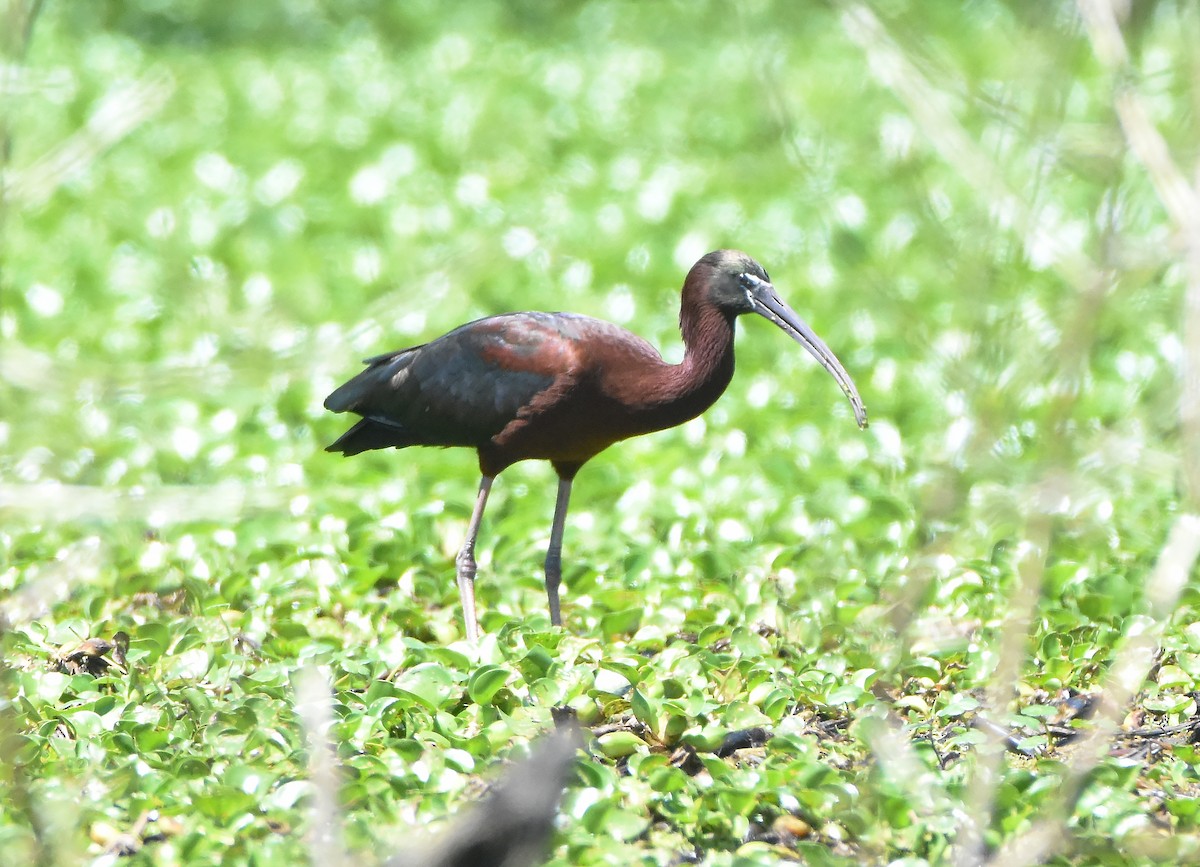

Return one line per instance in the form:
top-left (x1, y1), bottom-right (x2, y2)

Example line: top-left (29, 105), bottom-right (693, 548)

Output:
top-left (630, 688), bottom-right (658, 730)
top-left (600, 607), bottom-right (643, 638)
top-left (466, 664), bottom-right (512, 705)
top-left (393, 663), bottom-right (459, 711)
top-left (596, 731), bottom-right (646, 759)
top-left (937, 693), bottom-right (981, 719)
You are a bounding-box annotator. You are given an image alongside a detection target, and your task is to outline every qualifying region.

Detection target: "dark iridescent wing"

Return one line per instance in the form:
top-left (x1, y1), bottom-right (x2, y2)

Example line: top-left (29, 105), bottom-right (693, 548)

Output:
top-left (325, 313), bottom-right (576, 452)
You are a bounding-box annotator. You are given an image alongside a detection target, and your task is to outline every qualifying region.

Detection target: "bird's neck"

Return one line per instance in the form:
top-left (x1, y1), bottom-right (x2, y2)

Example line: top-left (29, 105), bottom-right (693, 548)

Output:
top-left (678, 301), bottom-right (736, 387)
top-left (640, 301), bottom-right (735, 424)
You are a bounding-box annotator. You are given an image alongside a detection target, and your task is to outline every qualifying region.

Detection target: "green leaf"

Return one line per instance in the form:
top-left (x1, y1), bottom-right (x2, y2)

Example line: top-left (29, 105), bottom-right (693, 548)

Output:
top-left (938, 693), bottom-right (981, 719)
top-left (466, 665), bottom-right (511, 705)
top-left (596, 731), bottom-right (646, 759)
top-left (630, 688), bottom-right (658, 730)
top-left (600, 607), bottom-right (643, 638)
top-left (394, 663), bottom-right (459, 711)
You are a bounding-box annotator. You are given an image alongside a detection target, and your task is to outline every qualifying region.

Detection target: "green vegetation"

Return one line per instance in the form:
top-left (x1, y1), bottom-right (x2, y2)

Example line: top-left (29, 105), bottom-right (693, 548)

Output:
top-left (3, 0), bottom-right (1199, 863)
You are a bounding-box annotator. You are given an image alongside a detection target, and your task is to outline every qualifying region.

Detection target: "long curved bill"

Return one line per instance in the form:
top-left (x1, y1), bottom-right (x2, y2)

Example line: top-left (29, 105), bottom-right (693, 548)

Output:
top-left (742, 274), bottom-right (868, 429)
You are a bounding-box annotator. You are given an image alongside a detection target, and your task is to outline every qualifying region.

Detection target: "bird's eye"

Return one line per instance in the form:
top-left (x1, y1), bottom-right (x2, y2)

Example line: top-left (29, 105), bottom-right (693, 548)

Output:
top-left (739, 273), bottom-right (765, 291)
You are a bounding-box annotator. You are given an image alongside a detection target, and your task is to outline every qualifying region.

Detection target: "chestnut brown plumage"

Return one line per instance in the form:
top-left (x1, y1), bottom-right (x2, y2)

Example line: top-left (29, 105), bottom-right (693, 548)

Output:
top-left (325, 250), bottom-right (867, 639)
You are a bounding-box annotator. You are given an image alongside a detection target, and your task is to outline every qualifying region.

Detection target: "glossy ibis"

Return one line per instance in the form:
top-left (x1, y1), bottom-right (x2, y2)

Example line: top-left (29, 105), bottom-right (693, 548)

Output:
top-left (325, 250), bottom-right (867, 639)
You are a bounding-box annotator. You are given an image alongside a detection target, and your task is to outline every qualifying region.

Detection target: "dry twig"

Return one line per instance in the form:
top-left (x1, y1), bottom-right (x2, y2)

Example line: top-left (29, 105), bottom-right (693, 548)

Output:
top-left (294, 666), bottom-right (349, 867)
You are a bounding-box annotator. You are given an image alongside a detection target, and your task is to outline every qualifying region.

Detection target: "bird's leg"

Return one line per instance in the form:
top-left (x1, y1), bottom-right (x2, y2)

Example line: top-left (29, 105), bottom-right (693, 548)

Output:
top-left (455, 475), bottom-right (493, 641)
top-left (544, 476), bottom-right (573, 628)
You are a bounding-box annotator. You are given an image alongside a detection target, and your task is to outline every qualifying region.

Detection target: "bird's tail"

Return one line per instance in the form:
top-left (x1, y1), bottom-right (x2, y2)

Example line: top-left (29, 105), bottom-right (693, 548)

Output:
top-left (324, 350), bottom-right (412, 413)
top-left (324, 349), bottom-right (424, 455)
top-left (325, 417), bottom-right (414, 456)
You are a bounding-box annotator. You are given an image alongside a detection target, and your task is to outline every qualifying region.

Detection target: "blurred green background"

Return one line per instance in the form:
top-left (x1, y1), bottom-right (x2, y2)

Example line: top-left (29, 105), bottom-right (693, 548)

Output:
top-left (3, 0), bottom-right (1188, 627)
top-left (2, 0), bottom-right (1198, 863)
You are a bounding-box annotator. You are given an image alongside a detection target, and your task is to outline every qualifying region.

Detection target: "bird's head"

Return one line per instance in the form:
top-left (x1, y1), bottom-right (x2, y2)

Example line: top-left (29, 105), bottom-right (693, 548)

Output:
top-left (690, 249), bottom-right (868, 429)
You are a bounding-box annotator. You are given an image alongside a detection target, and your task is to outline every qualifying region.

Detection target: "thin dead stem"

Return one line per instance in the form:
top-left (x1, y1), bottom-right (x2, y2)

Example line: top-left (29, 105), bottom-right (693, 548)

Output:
top-left (954, 514), bottom-right (1052, 867)
top-left (294, 666), bottom-right (348, 867)
top-left (837, 1), bottom-right (1104, 296)
top-left (1077, 0), bottom-right (1200, 504)
top-left (4, 69), bottom-right (175, 210)
top-left (0, 482), bottom-right (297, 524)
top-left (859, 706), bottom-right (966, 830)
top-left (841, 3), bottom-right (1199, 864)
top-left (0, 0), bottom-right (44, 292)
top-left (0, 536), bottom-right (103, 631)
top-left (977, 8), bottom-right (1200, 861)
top-left (991, 514), bottom-right (1200, 866)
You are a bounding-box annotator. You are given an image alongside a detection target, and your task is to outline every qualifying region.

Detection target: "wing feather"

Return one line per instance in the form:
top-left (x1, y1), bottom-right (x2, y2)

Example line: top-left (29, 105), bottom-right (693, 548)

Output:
top-left (324, 313), bottom-right (579, 452)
